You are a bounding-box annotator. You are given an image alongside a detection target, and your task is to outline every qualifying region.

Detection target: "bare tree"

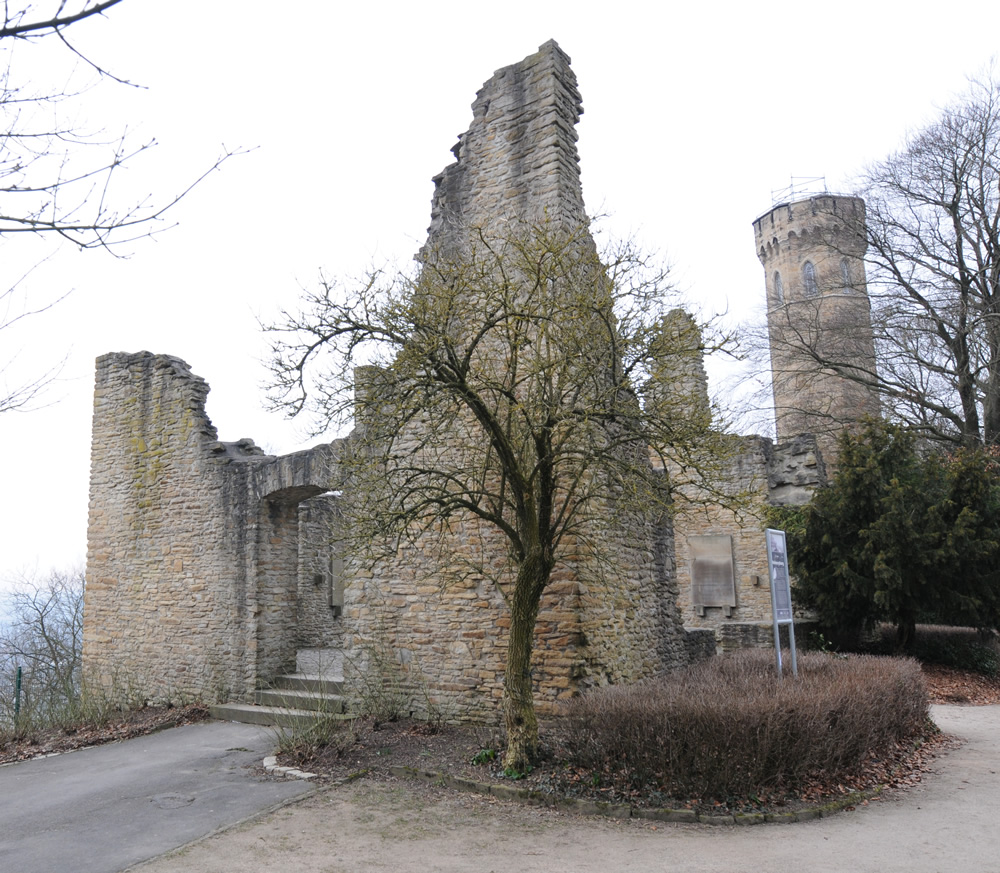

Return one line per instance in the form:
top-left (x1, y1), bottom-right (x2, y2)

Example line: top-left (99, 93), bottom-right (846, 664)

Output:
top-left (267, 219), bottom-right (734, 770)
top-left (0, 567), bottom-right (85, 725)
top-left (761, 71), bottom-right (1000, 449)
top-left (0, 1), bottom-right (238, 411)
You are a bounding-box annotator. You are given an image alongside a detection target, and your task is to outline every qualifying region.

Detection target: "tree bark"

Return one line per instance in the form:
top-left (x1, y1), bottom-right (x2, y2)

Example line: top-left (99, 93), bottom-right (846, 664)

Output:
top-left (502, 551), bottom-right (548, 772)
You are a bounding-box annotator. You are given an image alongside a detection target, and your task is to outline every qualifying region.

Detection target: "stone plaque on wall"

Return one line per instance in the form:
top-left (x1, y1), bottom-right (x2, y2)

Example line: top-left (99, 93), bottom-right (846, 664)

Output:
top-left (690, 535), bottom-right (737, 615)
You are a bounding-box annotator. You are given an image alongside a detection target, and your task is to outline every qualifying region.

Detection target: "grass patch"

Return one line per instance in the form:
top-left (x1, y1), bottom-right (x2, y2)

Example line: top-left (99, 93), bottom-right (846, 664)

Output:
top-left (0, 672), bottom-right (152, 743)
top-left (272, 714), bottom-right (360, 767)
top-left (560, 650), bottom-right (928, 802)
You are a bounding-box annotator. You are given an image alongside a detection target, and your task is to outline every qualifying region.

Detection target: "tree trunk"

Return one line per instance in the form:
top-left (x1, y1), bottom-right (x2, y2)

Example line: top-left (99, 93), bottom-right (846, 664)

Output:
top-left (502, 553), bottom-right (547, 773)
top-left (982, 324), bottom-right (1000, 446)
top-left (895, 615), bottom-right (916, 653)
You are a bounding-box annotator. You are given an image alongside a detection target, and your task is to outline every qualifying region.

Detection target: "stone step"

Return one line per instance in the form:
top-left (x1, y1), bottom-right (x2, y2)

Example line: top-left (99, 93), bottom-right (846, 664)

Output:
top-left (273, 673), bottom-right (344, 695)
top-left (254, 687), bottom-right (345, 713)
top-left (209, 702), bottom-right (353, 730)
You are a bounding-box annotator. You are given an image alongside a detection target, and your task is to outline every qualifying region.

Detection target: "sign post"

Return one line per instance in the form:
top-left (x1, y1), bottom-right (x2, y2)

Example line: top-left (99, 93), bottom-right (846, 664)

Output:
top-left (765, 528), bottom-right (798, 678)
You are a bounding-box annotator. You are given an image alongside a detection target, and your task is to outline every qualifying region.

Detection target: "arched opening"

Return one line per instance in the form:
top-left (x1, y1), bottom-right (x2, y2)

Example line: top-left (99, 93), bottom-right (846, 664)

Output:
top-left (840, 258), bottom-right (852, 292)
top-left (802, 261), bottom-right (818, 297)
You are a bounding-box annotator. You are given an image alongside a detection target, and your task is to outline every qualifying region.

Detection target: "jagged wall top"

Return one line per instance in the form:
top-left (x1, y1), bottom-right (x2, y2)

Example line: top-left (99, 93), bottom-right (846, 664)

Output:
top-left (424, 40), bottom-right (586, 252)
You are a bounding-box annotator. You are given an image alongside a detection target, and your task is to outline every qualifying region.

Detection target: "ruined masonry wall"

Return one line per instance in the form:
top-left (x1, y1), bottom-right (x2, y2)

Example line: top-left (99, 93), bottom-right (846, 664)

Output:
top-left (337, 41), bottom-right (690, 720)
top-left (83, 353), bottom-right (249, 700)
top-left (296, 495), bottom-right (345, 650)
top-left (574, 497), bottom-right (688, 686)
top-left (84, 42), bottom-right (695, 720)
top-left (338, 501), bottom-right (684, 722)
top-left (84, 352), bottom-right (349, 703)
top-left (425, 39), bottom-right (585, 251)
top-left (674, 436), bottom-right (774, 632)
top-left (674, 434), bottom-right (825, 643)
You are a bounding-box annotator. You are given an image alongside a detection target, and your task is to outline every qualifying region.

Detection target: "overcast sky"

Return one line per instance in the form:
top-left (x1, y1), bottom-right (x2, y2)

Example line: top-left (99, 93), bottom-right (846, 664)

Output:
top-left (1, 0), bottom-right (999, 588)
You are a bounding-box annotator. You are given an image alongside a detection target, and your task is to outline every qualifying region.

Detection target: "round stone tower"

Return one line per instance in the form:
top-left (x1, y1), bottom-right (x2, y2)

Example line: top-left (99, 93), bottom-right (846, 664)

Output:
top-left (753, 194), bottom-right (879, 465)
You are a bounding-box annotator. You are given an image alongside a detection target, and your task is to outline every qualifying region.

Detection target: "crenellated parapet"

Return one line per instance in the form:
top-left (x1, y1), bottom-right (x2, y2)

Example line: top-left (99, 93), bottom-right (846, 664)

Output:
top-left (754, 195), bottom-right (868, 285)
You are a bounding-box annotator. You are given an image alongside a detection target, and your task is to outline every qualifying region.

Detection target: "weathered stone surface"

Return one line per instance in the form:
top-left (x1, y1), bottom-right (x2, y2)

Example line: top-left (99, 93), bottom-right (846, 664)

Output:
top-left (672, 432), bottom-right (828, 641)
top-left (83, 351), bottom-right (348, 702)
top-left (425, 40), bottom-right (585, 252)
top-left (83, 43), bottom-right (690, 716)
top-left (83, 44), bottom-right (880, 714)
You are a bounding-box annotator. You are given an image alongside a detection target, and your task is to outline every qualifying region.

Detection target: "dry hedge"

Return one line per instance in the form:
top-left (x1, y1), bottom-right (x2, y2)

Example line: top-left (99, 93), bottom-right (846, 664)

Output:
top-left (561, 651), bottom-right (927, 799)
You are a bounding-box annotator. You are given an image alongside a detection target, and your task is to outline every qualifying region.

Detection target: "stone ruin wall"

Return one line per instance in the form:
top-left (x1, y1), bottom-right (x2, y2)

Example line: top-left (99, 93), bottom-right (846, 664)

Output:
top-left (83, 351), bottom-right (350, 703)
top-left (84, 353), bottom-right (250, 700)
top-left (673, 434), bottom-right (825, 648)
top-left (81, 349), bottom-right (683, 718)
top-left (424, 39), bottom-right (586, 247)
top-left (295, 495), bottom-right (345, 651)
top-left (83, 42), bottom-right (696, 718)
top-left (645, 309), bottom-right (824, 649)
top-left (82, 41), bottom-right (868, 716)
top-left (336, 40), bottom-right (692, 720)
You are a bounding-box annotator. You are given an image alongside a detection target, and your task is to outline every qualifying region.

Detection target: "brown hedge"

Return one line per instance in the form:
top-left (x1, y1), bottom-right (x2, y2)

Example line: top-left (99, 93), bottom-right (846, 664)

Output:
top-left (561, 651), bottom-right (928, 799)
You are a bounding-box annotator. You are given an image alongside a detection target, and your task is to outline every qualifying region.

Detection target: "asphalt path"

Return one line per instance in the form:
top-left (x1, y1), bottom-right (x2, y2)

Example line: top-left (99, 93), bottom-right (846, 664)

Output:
top-left (0, 721), bottom-right (313, 873)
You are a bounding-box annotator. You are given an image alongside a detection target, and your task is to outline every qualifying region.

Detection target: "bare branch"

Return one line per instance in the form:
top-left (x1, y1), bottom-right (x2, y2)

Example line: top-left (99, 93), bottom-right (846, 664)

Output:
top-left (0, 1), bottom-right (244, 413)
top-left (0, 1), bottom-right (124, 39)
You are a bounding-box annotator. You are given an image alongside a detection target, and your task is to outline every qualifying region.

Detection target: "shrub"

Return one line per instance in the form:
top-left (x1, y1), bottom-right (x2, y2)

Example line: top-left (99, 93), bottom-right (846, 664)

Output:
top-left (771, 421), bottom-right (1000, 651)
top-left (272, 715), bottom-right (359, 766)
top-left (871, 624), bottom-right (1000, 677)
top-left (561, 651), bottom-right (927, 801)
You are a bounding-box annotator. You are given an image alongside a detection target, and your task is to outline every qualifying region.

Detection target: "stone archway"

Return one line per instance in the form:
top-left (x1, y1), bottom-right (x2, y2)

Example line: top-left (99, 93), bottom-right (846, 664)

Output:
top-left (250, 485), bottom-right (325, 685)
top-left (246, 443), bottom-right (344, 690)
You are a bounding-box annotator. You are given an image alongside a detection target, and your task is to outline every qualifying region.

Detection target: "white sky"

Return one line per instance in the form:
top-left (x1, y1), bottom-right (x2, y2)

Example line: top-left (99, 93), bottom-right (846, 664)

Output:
top-left (1, 0), bottom-right (998, 588)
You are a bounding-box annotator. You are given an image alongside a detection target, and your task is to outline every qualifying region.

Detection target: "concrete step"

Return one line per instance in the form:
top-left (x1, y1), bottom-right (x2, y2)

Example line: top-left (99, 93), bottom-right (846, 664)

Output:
top-left (209, 702), bottom-right (353, 730)
top-left (254, 687), bottom-right (345, 713)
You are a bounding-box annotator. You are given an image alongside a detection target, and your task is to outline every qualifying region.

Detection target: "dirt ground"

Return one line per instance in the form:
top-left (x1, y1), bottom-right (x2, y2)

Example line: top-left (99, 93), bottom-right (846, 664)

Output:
top-left (9, 665), bottom-right (1000, 873)
top-left (260, 661), bottom-right (991, 816)
top-left (119, 666), bottom-right (1000, 873)
top-left (128, 703), bottom-right (1000, 873)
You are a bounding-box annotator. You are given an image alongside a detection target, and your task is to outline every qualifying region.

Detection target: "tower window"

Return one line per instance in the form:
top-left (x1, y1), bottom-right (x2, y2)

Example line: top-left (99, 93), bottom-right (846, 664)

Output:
top-left (773, 271), bottom-right (784, 305)
top-left (840, 258), bottom-right (852, 292)
top-left (802, 261), bottom-right (818, 297)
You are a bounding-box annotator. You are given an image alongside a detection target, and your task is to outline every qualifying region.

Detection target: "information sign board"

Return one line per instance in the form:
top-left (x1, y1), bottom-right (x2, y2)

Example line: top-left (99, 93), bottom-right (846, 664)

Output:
top-left (766, 529), bottom-right (793, 623)
top-left (765, 528), bottom-right (798, 678)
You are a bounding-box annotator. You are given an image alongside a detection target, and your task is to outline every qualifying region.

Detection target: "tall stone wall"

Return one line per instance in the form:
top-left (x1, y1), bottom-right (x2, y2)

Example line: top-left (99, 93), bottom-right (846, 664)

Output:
top-left (83, 352), bottom-right (346, 702)
top-left (336, 497), bottom-right (685, 721)
top-left (84, 353), bottom-right (249, 699)
top-left (672, 434), bottom-right (824, 646)
top-left (425, 39), bottom-right (585, 252)
top-left (334, 40), bottom-right (690, 720)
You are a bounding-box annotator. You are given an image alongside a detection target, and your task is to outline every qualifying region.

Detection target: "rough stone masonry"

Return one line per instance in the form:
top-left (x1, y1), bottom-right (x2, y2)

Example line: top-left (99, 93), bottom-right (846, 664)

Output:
top-left (83, 41), bottom-right (867, 716)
